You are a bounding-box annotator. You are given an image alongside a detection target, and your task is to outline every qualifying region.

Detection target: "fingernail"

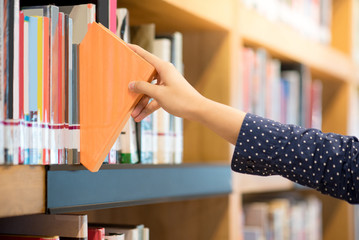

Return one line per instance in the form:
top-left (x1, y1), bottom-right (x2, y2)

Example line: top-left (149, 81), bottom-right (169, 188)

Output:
top-left (128, 81), bottom-right (135, 91)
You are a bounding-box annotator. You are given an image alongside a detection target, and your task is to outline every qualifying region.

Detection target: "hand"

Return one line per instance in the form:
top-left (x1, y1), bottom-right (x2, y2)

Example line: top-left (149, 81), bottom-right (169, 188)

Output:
top-left (128, 44), bottom-right (206, 122)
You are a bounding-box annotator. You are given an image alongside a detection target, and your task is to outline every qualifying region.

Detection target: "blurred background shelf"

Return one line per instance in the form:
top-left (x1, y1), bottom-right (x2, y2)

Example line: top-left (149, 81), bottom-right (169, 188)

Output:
top-left (238, 3), bottom-right (356, 83)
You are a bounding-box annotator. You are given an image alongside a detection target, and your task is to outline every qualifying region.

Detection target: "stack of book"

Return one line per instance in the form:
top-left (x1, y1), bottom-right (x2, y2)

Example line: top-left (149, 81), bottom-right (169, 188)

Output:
top-left (0, 2), bottom-right (184, 167)
top-left (240, 47), bottom-right (323, 129)
top-left (241, 0), bottom-right (333, 44)
top-left (243, 196), bottom-right (322, 240)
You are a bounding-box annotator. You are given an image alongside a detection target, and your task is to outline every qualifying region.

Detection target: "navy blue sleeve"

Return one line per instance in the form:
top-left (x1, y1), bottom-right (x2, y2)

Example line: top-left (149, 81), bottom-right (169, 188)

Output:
top-left (231, 113), bottom-right (359, 203)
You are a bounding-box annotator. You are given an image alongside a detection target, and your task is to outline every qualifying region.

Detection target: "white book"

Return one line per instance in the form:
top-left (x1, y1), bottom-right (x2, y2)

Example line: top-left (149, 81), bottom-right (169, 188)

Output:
top-left (105, 235), bottom-right (125, 240)
top-left (116, 8), bottom-right (130, 43)
top-left (59, 4), bottom-right (96, 44)
top-left (152, 38), bottom-right (172, 164)
top-left (13, 0), bottom-right (20, 120)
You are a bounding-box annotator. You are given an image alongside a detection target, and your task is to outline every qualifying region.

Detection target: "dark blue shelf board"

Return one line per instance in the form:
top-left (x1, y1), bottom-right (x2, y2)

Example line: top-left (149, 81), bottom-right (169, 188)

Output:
top-left (47, 164), bottom-right (232, 213)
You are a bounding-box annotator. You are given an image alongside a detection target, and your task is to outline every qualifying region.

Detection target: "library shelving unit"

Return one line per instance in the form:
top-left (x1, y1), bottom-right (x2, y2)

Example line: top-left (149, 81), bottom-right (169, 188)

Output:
top-left (1, 0), bottom-right (358, 240)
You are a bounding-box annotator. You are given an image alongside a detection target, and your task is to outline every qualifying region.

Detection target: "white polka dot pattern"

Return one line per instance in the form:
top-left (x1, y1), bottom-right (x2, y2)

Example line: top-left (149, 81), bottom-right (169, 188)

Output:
top-left (231, 113), bottom-right (359, 203)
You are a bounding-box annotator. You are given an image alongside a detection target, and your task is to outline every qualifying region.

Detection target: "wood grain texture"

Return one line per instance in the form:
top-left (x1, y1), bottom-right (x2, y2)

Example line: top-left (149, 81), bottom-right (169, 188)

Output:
top-left (0, 166), bottom-right (45, 218)
top-left (84, 195), bottom-right (233, 240)
top-left (117, 0), bottom-right (228, 32)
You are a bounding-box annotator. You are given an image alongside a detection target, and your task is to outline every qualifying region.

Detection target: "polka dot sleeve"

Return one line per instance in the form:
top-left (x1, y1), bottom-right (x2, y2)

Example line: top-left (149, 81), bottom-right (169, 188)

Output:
top-left (231, 113), bottom-right (359, 203)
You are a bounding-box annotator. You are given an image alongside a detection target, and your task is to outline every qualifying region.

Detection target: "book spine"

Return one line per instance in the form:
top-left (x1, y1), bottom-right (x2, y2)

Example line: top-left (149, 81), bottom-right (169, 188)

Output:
top-left (28, 16), bottom-right (38, 164)
top-left (72, 43), bottom-right (80, 164)
top-left (57, 12), bottom-right (63, 164)
top-left (36, 16), bottom-right (43, 165)
top-left (0, 0), bottom-right (4, 164)
top-left (97, 0), bottom-right (109, 28)
top-left (18, 11), bottom-right (24, 164)
top-left (49, 6), bottom-right (59, 165)
top-left (43, 17), bottom-right (50, 165)
top-left (109, 0), bottom-right (117, 34)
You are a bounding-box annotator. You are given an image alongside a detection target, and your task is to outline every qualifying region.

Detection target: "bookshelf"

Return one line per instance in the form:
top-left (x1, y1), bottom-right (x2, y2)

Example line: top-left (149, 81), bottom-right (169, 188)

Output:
top-left (0, 0), bottom-right (358, 240)
top-left (0, 166), bottom-right (45, 218)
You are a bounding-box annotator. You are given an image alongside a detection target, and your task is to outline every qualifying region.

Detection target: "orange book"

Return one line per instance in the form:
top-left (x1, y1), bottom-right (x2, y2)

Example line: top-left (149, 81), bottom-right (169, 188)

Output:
top-left (79, 22), bottom-right (156, 172)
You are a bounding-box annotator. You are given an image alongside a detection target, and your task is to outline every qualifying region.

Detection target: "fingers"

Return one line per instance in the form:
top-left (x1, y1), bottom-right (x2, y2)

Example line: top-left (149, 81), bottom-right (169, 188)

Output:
top-left (129, 81), bottom-right (158, 98)
top-left (133, 100), bottom-right (160, 122)
top-left (131, 95), bottom-right (151, 119)
top-left (127, 44), bottom-right (163, 73)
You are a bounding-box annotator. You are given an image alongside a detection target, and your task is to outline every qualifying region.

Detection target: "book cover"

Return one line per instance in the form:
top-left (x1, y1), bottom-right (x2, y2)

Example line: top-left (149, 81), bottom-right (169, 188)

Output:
top-left (0, 214), bottom-right (88, 239)
top-left (79, 22), bottom-right (156, 172)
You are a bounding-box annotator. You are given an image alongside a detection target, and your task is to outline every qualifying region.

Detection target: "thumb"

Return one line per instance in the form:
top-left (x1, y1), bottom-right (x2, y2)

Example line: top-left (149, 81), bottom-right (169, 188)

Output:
top-left (128, 81), bottom-right (158, 98)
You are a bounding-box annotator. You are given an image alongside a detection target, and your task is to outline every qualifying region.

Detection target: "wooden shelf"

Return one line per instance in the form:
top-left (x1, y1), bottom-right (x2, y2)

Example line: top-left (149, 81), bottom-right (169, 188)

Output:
top-left (0, 166), bottom-right (46, 218)
top-left (117, 0), bottom-right (231, 32)
top-left (238, 4), bottom-right (356, 83)
top-left (237, 174), bottom-right (294, 194)
top-left (47, 164), bottom-right (232, 213)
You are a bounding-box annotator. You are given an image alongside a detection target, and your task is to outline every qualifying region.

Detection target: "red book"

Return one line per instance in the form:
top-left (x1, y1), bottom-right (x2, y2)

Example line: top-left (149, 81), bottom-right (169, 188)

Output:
top-left (88, 228), bottom-right (105, 240)
top-left (58, 13), bottom-right (63, 125)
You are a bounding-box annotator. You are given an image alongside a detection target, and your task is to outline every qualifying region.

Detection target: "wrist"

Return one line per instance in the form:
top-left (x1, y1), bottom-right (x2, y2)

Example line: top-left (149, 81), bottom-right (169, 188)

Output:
top-left (188, 95), bottom-right (212, 123)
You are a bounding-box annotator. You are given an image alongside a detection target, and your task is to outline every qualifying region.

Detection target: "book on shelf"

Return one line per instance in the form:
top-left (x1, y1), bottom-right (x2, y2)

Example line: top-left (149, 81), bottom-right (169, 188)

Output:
top-left (1, 4), bottom-right (186, 168)
top-left (104, 235), bottom-right (124, 240)
top-left (156, 32), bottom-right (184, 164)
top-left (79, 21), bottom-right (156, 172)
top-left (88, 228), bottom-right (105, 240)
top-left (243, 196), bottom-right (322, 240)
top-left (241, 0), bottom-right (332, 44)
top-left (0, 214), bottom-right (87, 240)
top-left (130, 23), bottom-right (156, 164)
top-left (89, 224), bottom-right (149, 240)
top-left (240, 47), bottom-right (322, 129)
top-left (112, 8), bottom-right (139, 165)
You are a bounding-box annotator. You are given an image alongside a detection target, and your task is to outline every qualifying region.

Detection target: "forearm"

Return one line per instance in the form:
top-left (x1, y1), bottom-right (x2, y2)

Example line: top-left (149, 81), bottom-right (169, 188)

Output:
top-left (232, 113), bottom-right (359, 203)
top-left (192, 97), bottom-right (246, 145)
